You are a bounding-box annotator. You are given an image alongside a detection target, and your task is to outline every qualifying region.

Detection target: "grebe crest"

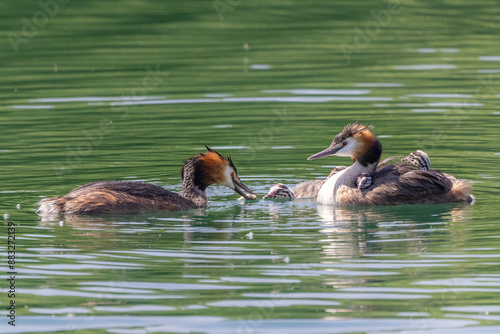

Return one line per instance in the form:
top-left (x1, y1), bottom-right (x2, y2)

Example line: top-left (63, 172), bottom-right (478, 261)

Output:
top-left (308, 122), bottom-right (382, 167)
top-left (183, 147), bottom-right (235, 188)
top-left (181, 146), bottom-right (255, 200)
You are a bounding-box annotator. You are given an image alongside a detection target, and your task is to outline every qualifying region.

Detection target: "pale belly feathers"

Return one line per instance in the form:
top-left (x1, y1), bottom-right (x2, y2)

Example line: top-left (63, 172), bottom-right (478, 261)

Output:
top-left (317, 168), bottom-right (346, 204)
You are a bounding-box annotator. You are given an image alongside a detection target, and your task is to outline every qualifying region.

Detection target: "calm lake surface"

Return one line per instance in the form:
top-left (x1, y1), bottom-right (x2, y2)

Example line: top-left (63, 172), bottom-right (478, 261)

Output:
top-left (1, 0), bottom-right (500, 333)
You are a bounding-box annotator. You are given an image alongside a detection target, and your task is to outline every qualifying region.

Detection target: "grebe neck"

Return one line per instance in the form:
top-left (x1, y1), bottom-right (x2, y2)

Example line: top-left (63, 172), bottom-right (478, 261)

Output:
top-left (317, 160), bottom-right (378, 204)
top-left (344, 136), bottom-right (382, 188)
top-left (317, 136), bottom-right (382, 204)
top-left (336, 160), bottom-right (378, 189)
top-left (332, 136), bottom-right (382, 199)
top-left (181, 160), bottom-right (208, 207)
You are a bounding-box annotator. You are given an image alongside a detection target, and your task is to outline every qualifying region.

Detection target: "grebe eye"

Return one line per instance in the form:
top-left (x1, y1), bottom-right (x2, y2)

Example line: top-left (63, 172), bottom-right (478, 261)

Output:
top-left (342, 141), bottom-right (347, 146)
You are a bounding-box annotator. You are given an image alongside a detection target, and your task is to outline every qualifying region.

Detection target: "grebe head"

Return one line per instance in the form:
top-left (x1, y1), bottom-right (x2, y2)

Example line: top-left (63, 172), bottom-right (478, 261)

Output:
top-left (182, 146), bottom-right (257, 200)
top-left (402, 150), bottom-right (431, 170)
top-left (263, 183), bottom-right (295, 200)
top-left (307, 122), bottom-right (382, 166)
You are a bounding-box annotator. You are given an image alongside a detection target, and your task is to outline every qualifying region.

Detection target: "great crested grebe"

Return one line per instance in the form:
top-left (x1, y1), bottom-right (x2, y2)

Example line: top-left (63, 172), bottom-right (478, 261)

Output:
top-left (263, 151), bottom-right (431, 200)
top-left (307, 123), bottom-right (473, 206)
top-left (38, 147), bottom-right (256, 215)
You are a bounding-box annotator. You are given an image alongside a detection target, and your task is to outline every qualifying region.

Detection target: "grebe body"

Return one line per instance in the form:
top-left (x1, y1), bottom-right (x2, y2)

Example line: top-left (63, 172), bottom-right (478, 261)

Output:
top-left (38, 147), bottom-right (256, 215)
top-left (308, 123), bottom-right (473, 206)
top-left (263, 152), bottom-right (423, 201)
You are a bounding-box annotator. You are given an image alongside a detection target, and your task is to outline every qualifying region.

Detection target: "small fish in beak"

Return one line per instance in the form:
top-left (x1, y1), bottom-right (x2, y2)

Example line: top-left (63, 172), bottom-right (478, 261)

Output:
top-left (232, 175), bottom-right (257, 200)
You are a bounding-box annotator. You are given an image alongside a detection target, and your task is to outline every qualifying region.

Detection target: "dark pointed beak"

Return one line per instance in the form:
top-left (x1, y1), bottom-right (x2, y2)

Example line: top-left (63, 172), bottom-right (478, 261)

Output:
top-left (307, 144), bottom-right (342, 160)
top-left (232, 177), bottom-right (257, 200)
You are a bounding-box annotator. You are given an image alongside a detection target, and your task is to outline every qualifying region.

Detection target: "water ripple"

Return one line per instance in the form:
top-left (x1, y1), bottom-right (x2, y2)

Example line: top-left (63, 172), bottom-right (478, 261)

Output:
top-left (251, 64), bottom-right (272, 70)
top-left (94, 305), bottom-right (176, 312)
top-left (407, 93), bottom-right (473, 98)
top-left (395, 64), bottom-right (456, 70)
top-left (26, 263), bottom-right (142, 270)
top-left (29, 307), bottom-right (91, 314)
top-left (244, 292), bottom-right (430, 300)
top-left (9, 105), bottom-right (54, 109)
top-left (109, 96), bottom-right (392, 106)
top-left (413, 277), bottom-right (500, 287)
top-left (207, 299), bottom-right (339, 307)
top-left (412, 109), bottom-right (446, 113)
top-left (80, 281), bottom-right (248, 291)
top-left (479, 56), bottom-right (500, 61)
top-left (220, 276), bottom-right (300, 283)
top-left (355, 83), bottom-right (403, 87)
top-left (103, 250), bottom-right (282, 260)
top-left (79, 287), bottom-right (156, 294)
top-left (262, 89), bottom-right (370, 95)
top-left (0, 288), bottom-right (184, 299)
top-left (30, 96), bottom-right (165, 102)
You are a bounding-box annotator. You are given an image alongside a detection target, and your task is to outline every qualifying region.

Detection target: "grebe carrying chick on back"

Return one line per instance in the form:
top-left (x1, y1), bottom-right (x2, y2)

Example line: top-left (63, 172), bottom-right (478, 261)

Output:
top-left (265, 123), bottom-right (473, 205)
top-left (38, 147), bottom-right (256, 215)
top-left (264, 151), bottom-right (430, 200)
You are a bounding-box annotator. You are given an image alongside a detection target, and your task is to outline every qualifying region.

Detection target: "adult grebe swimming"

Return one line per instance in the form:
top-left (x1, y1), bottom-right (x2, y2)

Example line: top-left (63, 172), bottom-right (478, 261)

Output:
top-left (307, 123), bottom-right (473, 206)
top-left (38, 147), bottom-right (256, 215)
top-left (263, 151), bottom-right (431, 200)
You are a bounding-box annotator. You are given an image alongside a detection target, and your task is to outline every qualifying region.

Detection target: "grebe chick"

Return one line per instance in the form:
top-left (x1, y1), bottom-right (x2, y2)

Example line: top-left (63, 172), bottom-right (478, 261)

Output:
top-left (308, 123), bottom-right (473, 206)
top-left (263, 167), bottom-right (347, 200)
top-left (263, 151), bottom-right (431, 200)
top-left (38, 147), bottom-right (256, 215)
top-left (402, 150), bottom-right (431, 170)
top-left (263, 183), bottom-right (296, 200)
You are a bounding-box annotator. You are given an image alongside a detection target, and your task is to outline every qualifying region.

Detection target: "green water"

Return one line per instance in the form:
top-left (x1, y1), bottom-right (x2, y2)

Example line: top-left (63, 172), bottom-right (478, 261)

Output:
top-left (1, 0), bottom-right (500, 333)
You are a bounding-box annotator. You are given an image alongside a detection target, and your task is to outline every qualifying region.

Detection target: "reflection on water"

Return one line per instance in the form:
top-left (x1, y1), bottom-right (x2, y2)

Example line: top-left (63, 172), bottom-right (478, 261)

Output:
top-left (262, 89), bottom-right (371, 95)
top-left (9, 105), bottom-right (54, 109)
top-left (394, 64), bottom-right (457, 70)
top-left (4, 202), bottom-right (497, 333)
top-left (19, 95), bottom-right (393, 107)
top-left (29, 96), bottom-right (166, 103)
